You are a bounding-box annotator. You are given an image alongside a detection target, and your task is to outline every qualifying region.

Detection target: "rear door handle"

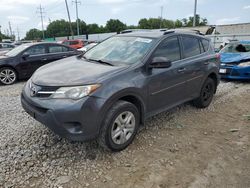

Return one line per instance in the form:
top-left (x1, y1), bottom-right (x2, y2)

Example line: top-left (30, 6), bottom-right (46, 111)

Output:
top-left (62, 55), bottom-right (68, 58)
top-left (178, 68), bottom-right (186, 73)
top-left (41, 58), bottom-right (47, 61)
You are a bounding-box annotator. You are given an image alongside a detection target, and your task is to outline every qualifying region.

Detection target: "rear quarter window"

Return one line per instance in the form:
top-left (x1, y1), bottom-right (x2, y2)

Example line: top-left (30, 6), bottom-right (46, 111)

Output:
top-left (182, 36), bottom-right (201, 58)
top-left (201, 39), bottom-right (210, 52)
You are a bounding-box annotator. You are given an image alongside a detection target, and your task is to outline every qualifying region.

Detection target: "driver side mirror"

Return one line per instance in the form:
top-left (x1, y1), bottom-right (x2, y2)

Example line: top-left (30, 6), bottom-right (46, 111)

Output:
top-left (149, 57), bottom-right (172, 69)
top-left (22, 53), bottom-right (30, 59)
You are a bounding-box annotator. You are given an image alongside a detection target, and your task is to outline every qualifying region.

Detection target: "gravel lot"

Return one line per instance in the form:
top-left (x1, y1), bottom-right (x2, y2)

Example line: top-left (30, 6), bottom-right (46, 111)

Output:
top-left (0, 80), bottom-right (250, 188)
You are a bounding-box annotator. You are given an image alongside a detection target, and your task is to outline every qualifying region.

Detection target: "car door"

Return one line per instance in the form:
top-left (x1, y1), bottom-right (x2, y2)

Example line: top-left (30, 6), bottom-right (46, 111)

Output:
top-left (147, 36), bottom-right (190, 114)
top-left (47, 44), bottom-right (79, 61)
top-left (179, 35), bottom-right (208, 99)
top-left (19, 44), bottom-right (48, 77)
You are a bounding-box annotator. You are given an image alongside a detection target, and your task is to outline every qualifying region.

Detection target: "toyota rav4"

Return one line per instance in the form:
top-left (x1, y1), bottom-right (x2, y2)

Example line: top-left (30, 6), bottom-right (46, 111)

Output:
top-left (21, 30), bottom-right (220, 151)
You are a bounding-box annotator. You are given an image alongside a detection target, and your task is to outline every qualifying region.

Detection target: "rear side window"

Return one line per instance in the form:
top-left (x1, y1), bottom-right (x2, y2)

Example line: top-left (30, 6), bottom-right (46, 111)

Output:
top-left (49, 45), bottom-right (68, 53)
top-left (70, 41), bottom-right (79, 45)
top-left (201, 39), bottom-right (209, 52)
top-left (153, 37), bottom-right (181, 62)
top-left (182, 36), bottom-right (201, 58)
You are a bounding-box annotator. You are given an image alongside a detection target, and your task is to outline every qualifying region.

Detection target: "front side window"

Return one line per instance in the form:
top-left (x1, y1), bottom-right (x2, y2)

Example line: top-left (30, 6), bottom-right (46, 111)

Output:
top-left (182, 36), bottom-right (201, 58)
top-left (84, 36), bottom-right (155, 65)
top-left (153, 37), bottom-right (181, 62)
top-left (24, 45), bottom-right (46, 56)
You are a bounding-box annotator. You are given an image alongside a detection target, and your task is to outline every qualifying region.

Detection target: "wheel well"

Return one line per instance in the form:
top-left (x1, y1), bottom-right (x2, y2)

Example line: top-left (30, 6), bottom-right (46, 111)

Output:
top-left (119, 95), bottom-right (144, 125)
top-left (0, 65), bottom-right (18, 79)
top-left (208, 72), bottom-right (218, 93)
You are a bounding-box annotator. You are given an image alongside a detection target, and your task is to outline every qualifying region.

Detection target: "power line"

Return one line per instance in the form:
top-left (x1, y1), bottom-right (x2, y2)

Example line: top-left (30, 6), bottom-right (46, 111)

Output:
top-left (72, 0), bottom-right (81, 36)
top-left (37, 4), bottom-right (45, 39)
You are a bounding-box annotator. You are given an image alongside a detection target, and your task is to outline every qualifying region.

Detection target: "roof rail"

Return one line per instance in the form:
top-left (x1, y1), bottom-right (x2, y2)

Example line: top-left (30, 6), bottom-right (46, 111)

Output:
top-left (119, 29), bottom-right (152, 34)
top-left (163, 29), bottom-right (205, 36)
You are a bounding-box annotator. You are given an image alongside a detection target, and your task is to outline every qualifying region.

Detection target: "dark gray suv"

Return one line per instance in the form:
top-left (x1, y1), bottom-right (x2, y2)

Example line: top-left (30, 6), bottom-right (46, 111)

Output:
top-left (21, 30), bottom-right (220, 151)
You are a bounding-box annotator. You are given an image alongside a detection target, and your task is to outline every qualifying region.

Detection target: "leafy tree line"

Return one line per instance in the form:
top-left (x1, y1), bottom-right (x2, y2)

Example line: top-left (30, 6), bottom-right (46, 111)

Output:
top-left (25, 15), bottom-right (208, 40)
top-left (0, 32), bottom-right (11, 42)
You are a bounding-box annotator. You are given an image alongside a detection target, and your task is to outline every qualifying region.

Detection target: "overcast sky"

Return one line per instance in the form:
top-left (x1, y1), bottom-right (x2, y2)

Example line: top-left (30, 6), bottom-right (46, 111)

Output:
top-left (0, 0), bottom-right (249, 39)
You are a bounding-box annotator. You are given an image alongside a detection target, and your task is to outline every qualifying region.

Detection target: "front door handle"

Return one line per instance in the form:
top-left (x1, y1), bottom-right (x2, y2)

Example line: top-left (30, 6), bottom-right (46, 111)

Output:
top-left (41, 58), bottom-right (47, 61)
top-left (178, 68), bottom-right (186, 73)
top-left (204, 61), bottom-right (209, 65)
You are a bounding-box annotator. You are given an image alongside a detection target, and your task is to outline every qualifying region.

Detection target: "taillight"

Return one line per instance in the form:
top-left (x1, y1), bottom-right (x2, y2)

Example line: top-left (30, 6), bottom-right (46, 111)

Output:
top-left (216, 53), bottom-right (221, 60)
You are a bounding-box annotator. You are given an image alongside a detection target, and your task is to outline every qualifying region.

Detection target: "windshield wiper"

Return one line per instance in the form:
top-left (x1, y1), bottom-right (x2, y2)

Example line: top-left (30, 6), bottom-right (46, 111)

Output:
top-left (88, 58), bottom-right (114, 66)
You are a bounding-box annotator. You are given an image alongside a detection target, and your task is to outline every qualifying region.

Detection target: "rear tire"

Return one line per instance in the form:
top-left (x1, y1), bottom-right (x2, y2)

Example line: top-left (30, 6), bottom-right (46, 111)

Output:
top-left (192, 77), bottom-right (215, 108)
top-left (0, 67), bottom-right (17, 85)
top-left (98, 101), bottom-right (140, 152)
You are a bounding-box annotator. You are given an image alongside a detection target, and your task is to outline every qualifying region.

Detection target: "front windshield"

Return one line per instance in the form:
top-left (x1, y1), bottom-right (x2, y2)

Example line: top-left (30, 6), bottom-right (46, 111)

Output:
top-left (84, 36), bottom-right (155, 65)
top-left (221, 42), bottom-right (250, 53)
top-left (6, 44), bottom-right (30, 57)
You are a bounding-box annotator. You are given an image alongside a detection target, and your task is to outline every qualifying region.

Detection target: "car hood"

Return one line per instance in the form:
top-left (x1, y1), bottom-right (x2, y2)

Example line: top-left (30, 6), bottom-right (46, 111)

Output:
top-left (32, 56), bottom-right (128, 86)
top-left (220, 52), bottom-right (250, 63)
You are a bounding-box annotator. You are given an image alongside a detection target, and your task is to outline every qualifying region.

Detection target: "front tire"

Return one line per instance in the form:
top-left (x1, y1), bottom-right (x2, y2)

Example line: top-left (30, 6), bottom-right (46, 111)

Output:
top-left (192, 77), bottom-right (215, 108)
top-left (98, 101), bottom-right (140, 152)
top-left (0, 67), bottom-right (17, 85)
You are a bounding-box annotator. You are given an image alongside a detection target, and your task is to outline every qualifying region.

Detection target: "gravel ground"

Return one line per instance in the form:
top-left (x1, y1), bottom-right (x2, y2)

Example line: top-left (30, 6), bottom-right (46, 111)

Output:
top-left (0, 80), bottom-right (249, 188)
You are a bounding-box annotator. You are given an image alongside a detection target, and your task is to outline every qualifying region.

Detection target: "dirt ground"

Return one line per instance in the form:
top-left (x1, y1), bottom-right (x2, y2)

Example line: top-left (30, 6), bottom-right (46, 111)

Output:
top-left (0, 81), bottom-right (250, 188)
top-left (65, 81), bottom-right (250, 188)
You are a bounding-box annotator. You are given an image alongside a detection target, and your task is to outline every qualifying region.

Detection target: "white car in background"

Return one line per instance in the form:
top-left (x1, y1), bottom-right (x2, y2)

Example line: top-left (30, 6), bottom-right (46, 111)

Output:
top-left (78, 43), bottom-right (98, 53)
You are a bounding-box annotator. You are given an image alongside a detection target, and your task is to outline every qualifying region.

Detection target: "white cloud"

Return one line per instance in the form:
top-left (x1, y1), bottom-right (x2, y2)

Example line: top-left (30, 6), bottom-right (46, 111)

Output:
top-left (7, 16), bottom-right (30, 24)
top-left (216, 17), bottom-right (240, 25)
top-left (111, 7), bottom-right (122, 14)
top-left (243, 5), bottom-right (250, 9)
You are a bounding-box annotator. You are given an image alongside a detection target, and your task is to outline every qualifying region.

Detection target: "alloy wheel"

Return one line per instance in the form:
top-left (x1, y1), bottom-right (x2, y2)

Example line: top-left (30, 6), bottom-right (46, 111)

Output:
top-left (0, 68), bottom-right (16, 85)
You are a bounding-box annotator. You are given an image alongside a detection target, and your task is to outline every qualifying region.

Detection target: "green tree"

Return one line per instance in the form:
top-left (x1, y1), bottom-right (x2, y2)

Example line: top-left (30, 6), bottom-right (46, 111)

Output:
top-left (174, 19), bottom-right (183, 28)
top-left (46, 19), bottom-right (71, 38)
top-left (25, 28), bottom-right (43, 40)
top-left (105, 19), bottom-right (126, 33)
top-left (182, 15), bottom-right (208, 27)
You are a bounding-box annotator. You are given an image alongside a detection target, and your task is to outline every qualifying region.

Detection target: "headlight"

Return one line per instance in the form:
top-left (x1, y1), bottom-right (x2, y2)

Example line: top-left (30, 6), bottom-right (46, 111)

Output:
top-left (51, 84), bottom-right (101, 100)
top-left (238, 61), bottom-right (250, 67)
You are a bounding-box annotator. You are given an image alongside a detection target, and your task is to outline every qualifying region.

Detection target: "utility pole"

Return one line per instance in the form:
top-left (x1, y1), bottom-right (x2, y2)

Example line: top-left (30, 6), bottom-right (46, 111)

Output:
top-left (72, 0), bottom-right (81, 36)
top-left (37, 4), bottom-right (45, 39)
top-left (193, 0), bottom-right (197, 27)
top-left (8, 22), bottom-right (13, 37)
top-left (16, 27), bottom-right (20, 41)
top-left (160, 6), bottom-right (163, 29)
top-left (65, 0), bottom-right (74, 39)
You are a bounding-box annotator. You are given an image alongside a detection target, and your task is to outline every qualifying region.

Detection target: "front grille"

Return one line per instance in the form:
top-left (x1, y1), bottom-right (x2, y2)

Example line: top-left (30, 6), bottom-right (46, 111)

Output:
top-left (30, 82), bottom-right (59, 98)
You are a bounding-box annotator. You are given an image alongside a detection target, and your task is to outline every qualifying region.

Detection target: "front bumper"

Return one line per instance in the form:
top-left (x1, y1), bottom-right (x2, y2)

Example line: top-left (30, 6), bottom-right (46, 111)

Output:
top-left (21, 83), bottom-right (106, 141)
top-left (219, 65), bottom-right (250, 80)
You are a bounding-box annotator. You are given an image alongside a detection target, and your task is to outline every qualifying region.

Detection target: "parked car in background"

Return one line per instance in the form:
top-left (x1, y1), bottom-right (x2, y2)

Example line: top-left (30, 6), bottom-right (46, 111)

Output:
top-left (78, 43), bottom-right (98, 53)
top-left (62, 39), bottom-right (84, 49)
top-left (0, 42), bottom-right (80, 85)
top-left (0, 43), bottom-right (15, 51)
top-left (219, 41), bottom-right (250, 80)
top-left (21, 30), bottom-right (220, 151)
top-left (0, 43), bottom-right (15, 56)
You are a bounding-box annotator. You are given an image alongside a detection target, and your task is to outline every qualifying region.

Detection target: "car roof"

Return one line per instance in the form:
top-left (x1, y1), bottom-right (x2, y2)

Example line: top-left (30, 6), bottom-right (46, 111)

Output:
top-left (118, 30), bottom-right (207, 39)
